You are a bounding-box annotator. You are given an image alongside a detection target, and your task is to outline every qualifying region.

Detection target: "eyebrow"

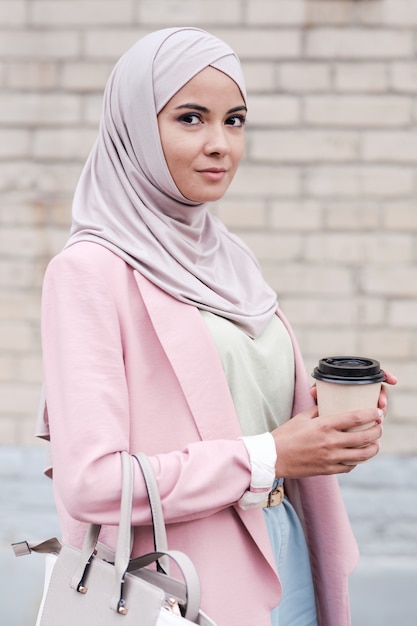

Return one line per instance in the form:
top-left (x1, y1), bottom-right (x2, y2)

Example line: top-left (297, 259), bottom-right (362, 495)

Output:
top-left (174, 103), bottom-right (247, 114)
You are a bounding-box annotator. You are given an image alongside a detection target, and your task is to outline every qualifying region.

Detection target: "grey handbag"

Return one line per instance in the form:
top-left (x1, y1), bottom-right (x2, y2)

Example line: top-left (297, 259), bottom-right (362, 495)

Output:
top-left (12, 452), bottom-right (217, 626)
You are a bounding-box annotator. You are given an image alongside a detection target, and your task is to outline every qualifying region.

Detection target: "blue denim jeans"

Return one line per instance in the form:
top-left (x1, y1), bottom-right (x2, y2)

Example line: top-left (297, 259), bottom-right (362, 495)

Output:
top-left (263, 486), bottom-right (318, 626)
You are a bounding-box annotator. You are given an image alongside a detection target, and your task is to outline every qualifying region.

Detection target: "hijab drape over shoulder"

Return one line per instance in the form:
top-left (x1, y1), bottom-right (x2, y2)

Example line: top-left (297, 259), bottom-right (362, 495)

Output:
top-left (66, 27), bottom-right (278, 338)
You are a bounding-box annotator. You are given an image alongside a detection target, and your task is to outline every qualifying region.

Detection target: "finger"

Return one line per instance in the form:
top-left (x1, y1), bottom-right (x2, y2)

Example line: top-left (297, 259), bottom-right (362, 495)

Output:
top-left (378, 385), bottom-right (389, 410)
top-left (342, 420), bottom-right (383, 448)
top-left (382, 369), bottom-right (397, 385)
top-left (310, 385), bottom-right (317, 400)
top-left (322, 407), bottom-right (383, 431)
top-left (340, 440), bottom-right (381, 466)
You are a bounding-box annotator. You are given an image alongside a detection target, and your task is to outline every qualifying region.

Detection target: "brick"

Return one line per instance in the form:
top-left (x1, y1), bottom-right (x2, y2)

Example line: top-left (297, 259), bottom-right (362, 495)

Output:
top-left (44, 227), bottom-right (71, 257)
top-left (0, 1), bottom-right (26, 26)
top-left (5, 62), bottom-right (57, 89)
top-left (0, 130), bottom-right (30, 159)
top-left (385, 360), bottom-right (417, 389)
top-left (0, 355), bottom-right (17, 381)
top-left (0, 260), bottom-right (40, 289)
top-left (0, 31), bottom-right (79, 59)
top-left (31, 1), bottom-right (134, 25)
top-left (18, 356), bottom-right (43, 384)
top-left (305, 29), bottom-right (413, 59)
top-left (361, 268), bottom-right (417, 297)
top-left (334, 63), bottom-right (388, 93)
top-left (305, 0), bottom-right (354, 25)
top-left (383, 202), bottom-right (417, 232)
top-left (49, 204), bottom-right (72, 228)
top-left (246, 0), bottom-right (305, 25)
top-left (357, 0), bottom-right (417, 27)
top-left (263, 264), bottom-right (354, 295)
top-left (303, 234), bottom-right (413, 265)
top-left (33, 128), bottom-right (97, 159)
top-left (250, 130), bottom-right (358, 162)
top-left (229, 164), bottom-right (300, 196)
top-left (246, 95), bottom-right (300, 126)
top-left (0, 194), bottom-right (49, 226)
top-left (325, 201), bottom-right (380, 231)
top-left (305, 96), bottom-right (412, 127)
top-left (84, 30), bottom-right (149, 60)
top-left (357, 297), bottom-right (386, 326)
top-left (278, 63), bottom-right (330, 92)
top-left (358, 330), bottom-right (414, 359)
top-left (84, 95), bottom-right (104, 125)
top-left (239, 233), bottom-right (302, 261)
top-left (301, 328), bottom-right (357, 357)
top-left (0, 163), bottom-right (82, 194)
top-left (36, 164), bottom-right (83, 194)
top-left (0, 293), bottom-right (40, 322)
top-left (0, 383), bottom-right (42, 414)
top-left (306, 166), bottom-right (414, 197)
top-left (60, 62), bottom-right (112, 91)
top-left (137, 0), bottom-right (242, 25)
top-left (0, 228), bottom-right (45, 258)
top-left (241, 62), bottom-right (276, 92)
top-left (389, 301), bottom-right (417, 328)
top-left (391, 63), bottom-right (417, 93)
top-left (213, 29), bottom-right (301, 60)
top-left (214, 198), bottom-right (266, 229)
top-left (382, 424), bottom-right (417, 454)
top-left (0, 94), bottom-right (81, 125)
top-left (0, 323), bottom-right (35, 353)
top-left (270, 200), bottom-right (322, 231)
top-left (362, 132), bottom-right (417, 163)
top-left (282, 297), bottom-right (359, 327)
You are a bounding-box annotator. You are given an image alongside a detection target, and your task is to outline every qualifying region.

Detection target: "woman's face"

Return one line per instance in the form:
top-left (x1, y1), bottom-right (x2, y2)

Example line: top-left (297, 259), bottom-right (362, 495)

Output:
top-left (158, 66), bottom-right (246, 203)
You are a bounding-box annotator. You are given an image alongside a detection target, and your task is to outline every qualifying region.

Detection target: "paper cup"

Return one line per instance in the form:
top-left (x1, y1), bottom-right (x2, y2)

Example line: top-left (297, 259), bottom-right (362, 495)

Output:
top-left (314, 379), bottom-right (382, 429)
top-left (312, 356), bottom-right (385, 463)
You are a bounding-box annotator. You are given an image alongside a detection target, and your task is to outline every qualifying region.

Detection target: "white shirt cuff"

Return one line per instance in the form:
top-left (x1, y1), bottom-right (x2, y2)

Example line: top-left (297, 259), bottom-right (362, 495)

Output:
top-left (238, 432), bottom-right (277, 510)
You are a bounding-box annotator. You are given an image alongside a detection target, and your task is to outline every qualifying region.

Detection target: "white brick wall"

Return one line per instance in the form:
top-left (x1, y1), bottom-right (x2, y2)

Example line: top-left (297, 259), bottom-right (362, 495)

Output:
top-left (0, 0), bottom-right (416, 452)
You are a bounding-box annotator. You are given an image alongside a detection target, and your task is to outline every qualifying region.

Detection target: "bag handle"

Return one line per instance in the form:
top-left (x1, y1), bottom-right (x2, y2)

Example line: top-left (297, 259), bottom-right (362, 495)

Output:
top-left (134, 453), bottom-right (169, 559)
top-left (13, 451), bottom-right (202, 621)
top-left (72, 452), bottom-right (200, 620)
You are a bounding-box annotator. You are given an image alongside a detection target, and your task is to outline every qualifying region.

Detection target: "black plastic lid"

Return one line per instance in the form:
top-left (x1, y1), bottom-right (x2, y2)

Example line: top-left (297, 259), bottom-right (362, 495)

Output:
top-left (312, 356), bottom-right (385, 385)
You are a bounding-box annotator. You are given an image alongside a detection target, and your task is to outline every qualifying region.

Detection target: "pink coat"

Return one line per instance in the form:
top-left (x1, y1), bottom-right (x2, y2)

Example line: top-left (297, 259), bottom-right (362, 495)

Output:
top-left (41, 242), bottom-right (359, 626)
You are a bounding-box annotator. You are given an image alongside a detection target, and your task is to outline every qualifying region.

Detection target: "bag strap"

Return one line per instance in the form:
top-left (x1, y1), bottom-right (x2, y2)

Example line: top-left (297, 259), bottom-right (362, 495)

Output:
top-left (12, 537), bottom-right (62, 557)
top-left (134, 453), bottom-right (169, 558)
top-left (12, 451), bottom-right (201, 621)
top-left (128, 549), bottom-right (201, 623)
top-left (111, 452), bottom-right (170, 613)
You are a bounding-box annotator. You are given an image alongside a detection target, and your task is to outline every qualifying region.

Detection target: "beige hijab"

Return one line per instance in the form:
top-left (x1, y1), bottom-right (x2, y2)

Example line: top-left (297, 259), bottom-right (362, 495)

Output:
top-left (66, 27), bottom-right (277, 337)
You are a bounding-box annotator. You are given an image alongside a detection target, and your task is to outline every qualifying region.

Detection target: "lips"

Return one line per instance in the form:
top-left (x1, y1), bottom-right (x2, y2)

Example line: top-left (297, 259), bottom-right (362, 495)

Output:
top-left (197, 168), bottom-right (227, 181)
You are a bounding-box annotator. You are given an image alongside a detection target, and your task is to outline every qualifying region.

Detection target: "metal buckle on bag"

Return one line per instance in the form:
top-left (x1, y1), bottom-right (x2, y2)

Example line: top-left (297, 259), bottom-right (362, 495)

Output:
top-left (163, 597), bottom-right (182, 616)
top-left (262, 485), bottom-right (284, 508)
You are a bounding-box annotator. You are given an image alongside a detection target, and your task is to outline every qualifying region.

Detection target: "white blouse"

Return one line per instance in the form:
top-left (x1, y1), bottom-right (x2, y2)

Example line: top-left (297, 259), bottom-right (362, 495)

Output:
top-left (200, 311), bottom-right (295, 508)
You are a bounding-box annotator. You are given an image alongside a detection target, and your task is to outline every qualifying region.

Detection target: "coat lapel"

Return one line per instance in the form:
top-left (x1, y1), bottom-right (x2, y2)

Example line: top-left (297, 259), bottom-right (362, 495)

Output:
top-left (134, 272), bottom-right (278, 578)
top-left (134, 271), bottom-right (242, 441)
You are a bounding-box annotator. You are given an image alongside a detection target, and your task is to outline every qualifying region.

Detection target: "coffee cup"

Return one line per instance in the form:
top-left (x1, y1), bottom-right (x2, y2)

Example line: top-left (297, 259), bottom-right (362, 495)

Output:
top-left (312, 356), bottom-right (386, 429)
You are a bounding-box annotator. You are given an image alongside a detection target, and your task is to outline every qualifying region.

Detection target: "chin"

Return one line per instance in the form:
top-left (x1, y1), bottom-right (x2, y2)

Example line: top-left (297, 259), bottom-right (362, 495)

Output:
top-left (186, 185), bottom-right (230, 204)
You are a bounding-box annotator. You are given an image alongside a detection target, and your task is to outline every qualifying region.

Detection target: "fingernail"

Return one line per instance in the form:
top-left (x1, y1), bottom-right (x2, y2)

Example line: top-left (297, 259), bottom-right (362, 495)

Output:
top-left (377, 409), bottom-right (384, 421)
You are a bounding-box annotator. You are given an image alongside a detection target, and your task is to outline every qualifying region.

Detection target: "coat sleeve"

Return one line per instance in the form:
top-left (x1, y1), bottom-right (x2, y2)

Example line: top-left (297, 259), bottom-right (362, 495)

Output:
top-left (41, 246), bottom-right (262, 527)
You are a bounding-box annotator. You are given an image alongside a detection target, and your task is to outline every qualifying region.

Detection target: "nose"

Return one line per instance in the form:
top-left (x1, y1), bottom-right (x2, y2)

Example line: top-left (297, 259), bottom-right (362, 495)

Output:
top-left (204, 123), bottom-right (230, 156)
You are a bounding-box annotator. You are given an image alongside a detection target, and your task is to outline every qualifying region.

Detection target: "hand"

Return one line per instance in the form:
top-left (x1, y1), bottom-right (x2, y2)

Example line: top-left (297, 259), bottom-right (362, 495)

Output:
top-left (310, 368), bottom-right (398, 414)
top-left (272, 405), bottom-right (384, 478)
top-left (378, 369), bottom-right (397, 414)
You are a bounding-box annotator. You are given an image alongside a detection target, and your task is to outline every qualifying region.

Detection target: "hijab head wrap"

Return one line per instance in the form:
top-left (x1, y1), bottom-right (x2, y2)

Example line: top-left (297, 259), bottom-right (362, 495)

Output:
top-left (67, 27), bottom-right (278, 337)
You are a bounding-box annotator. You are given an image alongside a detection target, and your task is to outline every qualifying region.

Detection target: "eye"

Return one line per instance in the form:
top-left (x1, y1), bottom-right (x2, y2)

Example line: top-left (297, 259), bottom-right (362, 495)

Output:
top-left (226, 114), bottom-right (246, 127)
top-left (178, 113), bottom-right (202, 125)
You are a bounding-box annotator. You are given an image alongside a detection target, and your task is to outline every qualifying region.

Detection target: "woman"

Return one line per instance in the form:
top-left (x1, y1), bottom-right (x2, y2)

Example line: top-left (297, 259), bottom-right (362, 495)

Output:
top-left (38, 27), bottom-right (395, 626)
